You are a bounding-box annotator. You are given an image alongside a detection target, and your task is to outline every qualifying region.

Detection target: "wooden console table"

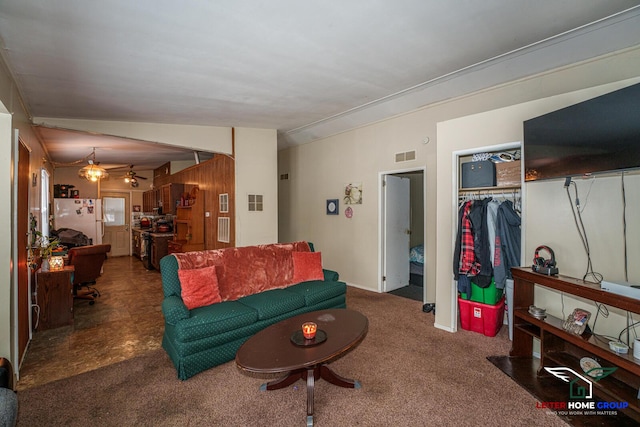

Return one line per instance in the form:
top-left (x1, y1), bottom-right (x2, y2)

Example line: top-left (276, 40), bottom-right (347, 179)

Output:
top-left (35, 266), bottom-right (74, 330)
top-left (506, 267), bottom-right (640, 422)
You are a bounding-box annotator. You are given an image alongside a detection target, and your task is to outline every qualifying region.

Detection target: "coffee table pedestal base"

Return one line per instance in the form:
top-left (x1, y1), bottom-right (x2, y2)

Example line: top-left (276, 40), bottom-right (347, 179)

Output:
top-left (259, 364), bottom-right (361, 426)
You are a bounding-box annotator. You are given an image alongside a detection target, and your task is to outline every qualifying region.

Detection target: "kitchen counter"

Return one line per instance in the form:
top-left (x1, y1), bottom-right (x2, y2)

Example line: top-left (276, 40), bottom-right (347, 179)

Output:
top-left (147, 232), bottom-right (174, 237)
top-left (132, 227), bottom-right (173, 237)
top-left (132, 228), bottom-right (174, 269)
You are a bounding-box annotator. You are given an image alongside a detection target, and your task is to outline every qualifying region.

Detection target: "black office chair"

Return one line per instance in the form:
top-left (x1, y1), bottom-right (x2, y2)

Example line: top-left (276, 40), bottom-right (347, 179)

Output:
top-left (67, 244), bottom-right (111, 305)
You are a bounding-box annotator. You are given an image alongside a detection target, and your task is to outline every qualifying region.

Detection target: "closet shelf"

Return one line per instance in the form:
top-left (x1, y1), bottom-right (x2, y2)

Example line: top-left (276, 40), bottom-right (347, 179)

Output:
top-left (458, 185), bottom-right (520, 192)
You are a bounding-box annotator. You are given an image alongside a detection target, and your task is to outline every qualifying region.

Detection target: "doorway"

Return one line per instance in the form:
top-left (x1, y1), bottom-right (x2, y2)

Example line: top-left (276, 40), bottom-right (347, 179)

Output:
top-left (17, 139), bottom-right (30, 366)
top-left (102, 192), bottom-right (131, 257)
top-left (379, 168), bottom-right (425, 302)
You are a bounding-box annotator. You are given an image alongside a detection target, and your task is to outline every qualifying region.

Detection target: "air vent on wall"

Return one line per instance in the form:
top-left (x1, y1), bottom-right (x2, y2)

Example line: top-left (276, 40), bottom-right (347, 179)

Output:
top-left (218, 217), bottom-right (230, 243)
top-left (395, 150), bottom-right (416, 162)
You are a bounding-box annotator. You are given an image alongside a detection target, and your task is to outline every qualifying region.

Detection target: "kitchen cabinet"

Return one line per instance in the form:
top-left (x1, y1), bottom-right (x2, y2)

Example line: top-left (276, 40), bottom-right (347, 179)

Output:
top-left (142, 188), bottom-right (160, 213)
top-left (160, 183), bottom-right (184, 215)
top-left (142, 184), bottom-right (183, 214)
top-left (172, 186), bottom-right (204, 253)
top-left (150, 233), bottom-right (173, 270)
top-left (36, 266), bottom-right (74, 330)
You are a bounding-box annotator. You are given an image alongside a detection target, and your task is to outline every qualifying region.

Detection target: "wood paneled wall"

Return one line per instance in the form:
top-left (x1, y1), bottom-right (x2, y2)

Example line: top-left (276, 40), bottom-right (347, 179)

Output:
top-left (154, 154), bottom-right (235, 249)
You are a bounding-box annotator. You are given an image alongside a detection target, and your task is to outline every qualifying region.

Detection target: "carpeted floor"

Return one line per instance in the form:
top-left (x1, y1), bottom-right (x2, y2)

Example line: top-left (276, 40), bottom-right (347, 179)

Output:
top-left (16, 287), bottom-right (568, 426)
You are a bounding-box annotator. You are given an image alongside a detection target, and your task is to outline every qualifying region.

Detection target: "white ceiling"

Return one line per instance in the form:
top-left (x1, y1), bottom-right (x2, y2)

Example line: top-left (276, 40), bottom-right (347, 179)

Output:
top-left (1, 1), bottom-right (640, 170)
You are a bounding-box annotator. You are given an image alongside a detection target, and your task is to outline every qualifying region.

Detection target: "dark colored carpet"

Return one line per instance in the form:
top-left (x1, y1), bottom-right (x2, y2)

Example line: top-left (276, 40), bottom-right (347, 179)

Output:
top-left (16, 287), bottom-right (568, 426)
top-left (388, 284), bottom-right (424, 301)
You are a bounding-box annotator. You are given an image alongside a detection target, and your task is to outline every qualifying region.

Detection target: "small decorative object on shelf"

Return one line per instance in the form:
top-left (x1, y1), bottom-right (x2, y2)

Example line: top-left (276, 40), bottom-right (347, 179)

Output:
top-left (562, 308), bottom-right (591, 335)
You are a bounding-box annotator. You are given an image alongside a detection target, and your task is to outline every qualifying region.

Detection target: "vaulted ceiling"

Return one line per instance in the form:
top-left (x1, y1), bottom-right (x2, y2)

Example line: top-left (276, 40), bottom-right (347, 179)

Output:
top-left (1, 1), bottom-right (639, 169)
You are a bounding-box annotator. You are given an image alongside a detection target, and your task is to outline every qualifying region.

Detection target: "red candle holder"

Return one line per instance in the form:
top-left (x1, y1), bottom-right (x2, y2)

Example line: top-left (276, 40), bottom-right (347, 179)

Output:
top-left (302, 322), bottom-right (317, 340)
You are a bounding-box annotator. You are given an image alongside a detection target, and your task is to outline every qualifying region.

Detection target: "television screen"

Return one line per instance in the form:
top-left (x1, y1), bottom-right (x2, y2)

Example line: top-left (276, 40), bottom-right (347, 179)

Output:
top-left (523, 82), bottom-right (640, 182)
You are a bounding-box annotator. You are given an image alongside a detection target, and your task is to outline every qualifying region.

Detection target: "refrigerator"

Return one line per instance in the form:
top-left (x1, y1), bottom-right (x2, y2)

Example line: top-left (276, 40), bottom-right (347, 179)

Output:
top-left (54, 198), bottom-right (104, 245)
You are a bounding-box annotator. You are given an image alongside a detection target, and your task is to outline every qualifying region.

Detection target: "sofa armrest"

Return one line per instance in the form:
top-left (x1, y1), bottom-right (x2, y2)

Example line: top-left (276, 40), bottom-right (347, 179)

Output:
top-left (162, 295), bottom-right (190, 325)
top-left (323, 269), bottom-right (339, 282)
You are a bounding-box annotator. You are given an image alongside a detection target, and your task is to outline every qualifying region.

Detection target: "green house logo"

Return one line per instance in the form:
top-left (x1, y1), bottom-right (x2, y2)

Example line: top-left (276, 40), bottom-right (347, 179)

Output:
top-left (545, 366), bottom-right (617, 399)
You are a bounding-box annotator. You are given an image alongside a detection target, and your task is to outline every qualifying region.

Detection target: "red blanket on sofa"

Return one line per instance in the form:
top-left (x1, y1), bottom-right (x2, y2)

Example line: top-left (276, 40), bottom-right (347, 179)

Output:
top-left (173, 241), bottom-right (311, 301)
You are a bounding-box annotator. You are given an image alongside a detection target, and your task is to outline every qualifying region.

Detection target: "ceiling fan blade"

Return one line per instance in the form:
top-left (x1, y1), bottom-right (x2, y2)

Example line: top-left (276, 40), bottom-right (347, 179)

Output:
top-left (136, 175), bottom-right (148, 179)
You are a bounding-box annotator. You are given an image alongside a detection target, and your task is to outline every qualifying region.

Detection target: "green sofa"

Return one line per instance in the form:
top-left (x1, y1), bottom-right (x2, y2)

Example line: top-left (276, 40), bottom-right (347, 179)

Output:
top-left (159, 242), bottom-right (347, 380)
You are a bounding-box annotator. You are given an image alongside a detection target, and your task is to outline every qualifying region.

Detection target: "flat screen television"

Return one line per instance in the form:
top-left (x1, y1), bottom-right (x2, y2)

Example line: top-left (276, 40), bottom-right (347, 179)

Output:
top-left (523, 82), bottom-right (640, 182)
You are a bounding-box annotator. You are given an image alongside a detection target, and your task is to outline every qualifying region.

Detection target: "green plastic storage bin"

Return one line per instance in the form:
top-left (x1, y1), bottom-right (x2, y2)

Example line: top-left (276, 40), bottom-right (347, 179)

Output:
top-left (459, 278), bottom-right (503, 305)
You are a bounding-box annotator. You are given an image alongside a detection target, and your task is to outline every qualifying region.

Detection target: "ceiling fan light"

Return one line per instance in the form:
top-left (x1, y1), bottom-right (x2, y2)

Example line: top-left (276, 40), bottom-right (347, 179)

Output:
top-left (78, 148), bottom-right (109, 181)
top-left (78, 164), bottom-right (109, 181)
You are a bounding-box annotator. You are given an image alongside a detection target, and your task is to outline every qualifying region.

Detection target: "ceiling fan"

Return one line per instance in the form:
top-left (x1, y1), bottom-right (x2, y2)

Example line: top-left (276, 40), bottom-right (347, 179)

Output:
top-left (122, 166), bottom-right (147, 187)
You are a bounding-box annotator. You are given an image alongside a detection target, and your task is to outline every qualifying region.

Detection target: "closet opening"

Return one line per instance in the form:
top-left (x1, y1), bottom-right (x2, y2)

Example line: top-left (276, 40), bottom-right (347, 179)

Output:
top-left (452, 142), bottom-right (523, 335)
top-left (379, 168), bottom-right (426, 303)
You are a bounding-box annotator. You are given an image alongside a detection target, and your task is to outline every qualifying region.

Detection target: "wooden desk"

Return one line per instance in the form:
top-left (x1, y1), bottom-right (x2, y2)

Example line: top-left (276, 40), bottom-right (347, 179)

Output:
top-left (36, 266), bottom-right (74, 330)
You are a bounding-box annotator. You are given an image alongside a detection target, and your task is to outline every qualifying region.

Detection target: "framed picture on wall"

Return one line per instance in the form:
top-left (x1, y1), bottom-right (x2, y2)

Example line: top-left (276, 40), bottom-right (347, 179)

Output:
top-left (326, 199), bottom-right (339, 215)
top-left (133, 205), bottom-right (141, 212)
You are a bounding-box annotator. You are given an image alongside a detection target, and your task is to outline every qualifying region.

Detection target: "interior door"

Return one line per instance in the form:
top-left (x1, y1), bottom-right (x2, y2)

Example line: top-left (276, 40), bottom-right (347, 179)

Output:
top-left (17, 140), bottom-right (30, 363)
top-left (383, 175), bottom-right (410, 292)
top-left (102, 193), bottom-right (130, 256)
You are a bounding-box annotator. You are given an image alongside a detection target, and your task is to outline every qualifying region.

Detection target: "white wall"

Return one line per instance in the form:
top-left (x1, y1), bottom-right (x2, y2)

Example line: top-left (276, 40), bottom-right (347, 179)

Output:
top-left (234, 127), bottom-right (278, 246)
top-left (0, 105), bottom-right (13, 364)
top-left (279, 46), bottom-right (640, 333)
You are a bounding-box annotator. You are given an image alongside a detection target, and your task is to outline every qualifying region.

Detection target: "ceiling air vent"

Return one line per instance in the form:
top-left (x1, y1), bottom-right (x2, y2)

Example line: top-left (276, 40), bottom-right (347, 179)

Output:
top-left (395, 150), bottom-right (416, 162)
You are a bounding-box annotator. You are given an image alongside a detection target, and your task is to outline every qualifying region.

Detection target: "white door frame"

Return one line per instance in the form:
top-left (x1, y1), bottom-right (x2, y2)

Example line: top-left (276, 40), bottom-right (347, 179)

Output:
top-left (450, 141), bottom-right (523, 332)
top-left (378, 166), bottom-right (426, 294)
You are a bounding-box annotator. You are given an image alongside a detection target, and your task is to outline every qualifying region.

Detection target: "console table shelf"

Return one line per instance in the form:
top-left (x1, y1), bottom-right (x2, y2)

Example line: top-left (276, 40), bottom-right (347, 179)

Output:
top-left (505, 267), bottom-right (640, 423)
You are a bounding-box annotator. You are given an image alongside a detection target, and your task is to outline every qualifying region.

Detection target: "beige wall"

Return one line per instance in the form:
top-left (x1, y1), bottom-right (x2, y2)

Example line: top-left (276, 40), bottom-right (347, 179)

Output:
top-left (279, 46), bottom-right (640, 334)
top-left (234, 127), bottom-right (278, 246)
top-left (0, 57), bottom-right (50, 370)
top-left (437, 78), bottom-right (640, 334)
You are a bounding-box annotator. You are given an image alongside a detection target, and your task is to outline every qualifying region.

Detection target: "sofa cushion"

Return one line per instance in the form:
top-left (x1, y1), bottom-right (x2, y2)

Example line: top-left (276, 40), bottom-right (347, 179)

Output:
top-left (238, 288), bottom-right (306, 320)
top-left (178, 265), bottom-right (222, 310)
top-left (285, 280), bottom-right (347, 306)
top-left (292, 251), bottom-right (324, 283)
top-left (175, 301), bottom-right (257, 342)
top-left (171, 241), bottom-right (312, 301)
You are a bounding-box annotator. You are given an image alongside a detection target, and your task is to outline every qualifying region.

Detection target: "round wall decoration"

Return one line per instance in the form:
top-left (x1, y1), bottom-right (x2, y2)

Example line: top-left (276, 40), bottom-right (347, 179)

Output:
top-left (345, 207), bottom-right (353, 218)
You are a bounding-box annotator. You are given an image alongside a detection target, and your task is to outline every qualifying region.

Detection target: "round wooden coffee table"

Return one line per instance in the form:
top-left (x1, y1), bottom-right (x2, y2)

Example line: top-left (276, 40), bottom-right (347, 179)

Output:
top-left (235, 308), bottom-right (368, 426)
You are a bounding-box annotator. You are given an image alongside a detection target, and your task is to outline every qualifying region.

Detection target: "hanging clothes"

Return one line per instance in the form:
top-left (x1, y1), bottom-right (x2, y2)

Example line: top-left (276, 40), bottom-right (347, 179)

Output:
top-left (493, 200), bottom-right (521, 290)
top-left (455, 201), bottom-right (480, 277)
top-left (453, 200), bottom-right (479, 297)
top-left (468, 197), bottom-right (493, 288)
top-left (487, 199), bottom-right (500, 266)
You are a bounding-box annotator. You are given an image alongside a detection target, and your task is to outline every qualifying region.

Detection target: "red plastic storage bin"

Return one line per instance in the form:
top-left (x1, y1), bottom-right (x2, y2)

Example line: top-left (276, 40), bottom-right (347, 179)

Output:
top-left (458, 296), bottom-right (505, 337)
